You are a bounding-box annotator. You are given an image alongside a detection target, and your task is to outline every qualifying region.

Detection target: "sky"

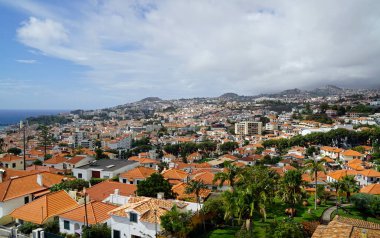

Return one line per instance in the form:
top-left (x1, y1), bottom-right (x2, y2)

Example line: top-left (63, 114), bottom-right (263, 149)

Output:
top-left (0, 0), bottom-right (380, 110)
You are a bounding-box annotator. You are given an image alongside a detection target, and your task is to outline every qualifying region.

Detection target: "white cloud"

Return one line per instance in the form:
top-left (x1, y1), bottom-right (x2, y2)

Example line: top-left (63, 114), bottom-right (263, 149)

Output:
top-left (16, 59), bottom-right (37, 64)
top-left (11, 0), bottom-right (380, 101)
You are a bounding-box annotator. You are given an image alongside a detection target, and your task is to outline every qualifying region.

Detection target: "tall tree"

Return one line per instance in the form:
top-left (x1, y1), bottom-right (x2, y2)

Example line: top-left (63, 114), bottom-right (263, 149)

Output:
top-left (0, 138), bottom-right (4, 153)
top-left (328, 180), bottom-right (342, 206)
top-left (137, 173), bottom-right (175, 199)
top-left (38, 125), bottom-right (53, 160)
top-left (213, 161), bottom-right (241, 191)
top-left (185, 179), bottom-right (208, 230)
top-left (340, 175), bottom-right (360, 202)
top-left (160, 205), bottom-right (193, 238)
top-left (277, 170), bottom-right (304, 216)
top-left (304, 158), bottom-right (326, 210)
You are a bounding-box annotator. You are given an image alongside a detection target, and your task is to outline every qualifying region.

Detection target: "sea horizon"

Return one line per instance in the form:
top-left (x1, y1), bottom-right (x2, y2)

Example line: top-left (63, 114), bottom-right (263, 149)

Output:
top-left (0, 109), bottom-right (70, 126)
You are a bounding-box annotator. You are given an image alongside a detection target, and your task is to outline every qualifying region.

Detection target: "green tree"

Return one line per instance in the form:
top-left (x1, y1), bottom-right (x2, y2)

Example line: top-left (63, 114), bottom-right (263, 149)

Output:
top-left (219, 142), bottom-right (238, 154)
top-left (33, 159), bottom-right (43, 165)
top-left (38, 125), bottom-right (54, 160)
top-left (7, 147), bottom-right (22, 155)
top-left (328, 180), bottom-right (343, 206)
top-left (352, 146), bottom-right (365, 154)
top-left (185, 179), bottom-right (208, 230)
top-left (82, 224), bottom-right (111, 238)
top-left (137, 173), bottom-right (175, 199)
top-left (270, 219), bottom-right (305, 238)
top-left (213, 161), bottom-right (242, 191)
top-left (340, 175), bottom-right (360, 202)
top-left (0, 138), bottom-right (4, 153)
top-left (304, 158), bottom-right (326, 210)
top-left (160, 205), bottom-right (193, 238)
top-left (50, 179), bottom-right (89, 192)
top-left (277, 170), bottom-right (304, 216)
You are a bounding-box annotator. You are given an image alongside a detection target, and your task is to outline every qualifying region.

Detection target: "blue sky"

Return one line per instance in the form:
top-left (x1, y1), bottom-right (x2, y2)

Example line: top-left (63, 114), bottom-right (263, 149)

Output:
top-left (1, 0), bottom-right (380, 109)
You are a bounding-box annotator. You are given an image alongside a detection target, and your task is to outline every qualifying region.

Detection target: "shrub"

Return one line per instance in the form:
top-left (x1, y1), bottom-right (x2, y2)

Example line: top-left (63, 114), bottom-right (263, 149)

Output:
top-left (351, 193), bottom-right (380, 217)
top-left (18, 222), bottom-right (38, 234)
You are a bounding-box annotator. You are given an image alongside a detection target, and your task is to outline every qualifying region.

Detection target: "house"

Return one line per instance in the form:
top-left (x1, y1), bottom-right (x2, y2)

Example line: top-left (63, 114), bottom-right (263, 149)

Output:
top-left (0, 154), bottom-right (24, 170)
top-left (186, 152), bottom-right (202, 163)
top-left (43, 156), bottom-right (67, 170)
top-left (172, 182), bottom-right (211, 202)
top-left (356, 170), bottom-right (380, 187)
top-left (161, 169), bottom-right (189, 185)
top-left (72, 159), bottom-right (139, 181)
top-left (161, 153), bottom-right (176, 164)
top-left (128, 157), bottom-right (158, 169)
top-left (11, 190), bottom-right (78, 225)
top-left (191, 171), bottom-right (230, 191)
top-left (326, 170), bottom-right (358, 183)
top-left (86, 180), bottom-right (137, 202)
top-left (109, 197), bottom-right (198, 238)
top-left (320, 146), bottom-right (343, 159)
top-left (0, 172), bottom-right (67, 224)
top-left (119, 167), bottom-right (156, 185)
top-left (59, 201), bottom-right (118, 235)
top-left (340, 150), bottom-right (364, 162)
top-left (64, 155), bottom-right (95, 170)
top-left (238, 155), bottom-right (261, 166)
top-left (106, 135), bottom-right (132, 150)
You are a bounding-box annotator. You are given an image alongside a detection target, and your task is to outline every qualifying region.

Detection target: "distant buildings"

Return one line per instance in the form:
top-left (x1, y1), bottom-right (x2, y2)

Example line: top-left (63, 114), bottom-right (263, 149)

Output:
top-left (235, 121), bottom-right (262, 135)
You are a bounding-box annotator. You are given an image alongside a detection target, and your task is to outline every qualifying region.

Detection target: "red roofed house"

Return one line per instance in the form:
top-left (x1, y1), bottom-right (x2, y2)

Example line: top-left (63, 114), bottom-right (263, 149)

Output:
top-left (0, 154), bottom-right (24, 170)
top-left (59, 201), bottom-right (118, 235)
top-left (119, 167), bottom-right (156, 185)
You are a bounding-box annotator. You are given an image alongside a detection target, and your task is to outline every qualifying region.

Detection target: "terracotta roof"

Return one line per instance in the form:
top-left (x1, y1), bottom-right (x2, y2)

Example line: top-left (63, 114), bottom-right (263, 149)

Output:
top-left (26, 165), bottom-right (64, 174)
top-left (327, 170), bottom-right (358, 181)
top-left (129, 157), bottom-right (158, 164)
top-left (360, 184), bottom-right (380, 195)
top-left (0, 154), bottom-right (22, 162)
top-left (320, 146), bottom-right (343, 153)
top-left (11, 190), bottom-right (79, 224)
top-left (312, 216), bottom-right (380, 238)
top-left (66, 155), bottom-right (89, 164)
top-left (43, 156), bottom-right (67, 165)
top-left (321, 156), bottom-right (334, 163)
top-left (120, 167), bottom-right (156, 181)
top-left (358, 169), bottom-right (380, 177)
top-left (0, 167), bottom-right (40, 181)
top-left (302, 171), bottom-right (327, 183)
top-left (172, 182), bottom-right (211, 201)
top-left (59, 201), bottom-right (117, 224)
top-left (341, 150), bottom-right (364, 157)
top-left (86, 180), bottom-right (137, 202)
top-left (161, 169), bottom-right (188, 181)
top-left (110, 197), bottom-right (188, 224)
top-left (0, 172), bottom-right (67, 201)
top-left (191, 171), bottom-right (229, 186)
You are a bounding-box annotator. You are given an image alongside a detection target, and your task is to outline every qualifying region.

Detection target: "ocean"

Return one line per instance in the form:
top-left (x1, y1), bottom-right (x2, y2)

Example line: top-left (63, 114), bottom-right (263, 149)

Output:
top-left (0, 109), bottom-right (67, 126)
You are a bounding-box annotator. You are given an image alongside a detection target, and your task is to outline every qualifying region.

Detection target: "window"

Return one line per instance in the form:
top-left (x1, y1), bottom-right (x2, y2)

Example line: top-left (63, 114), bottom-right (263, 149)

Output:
top-left (24, 196), bottom-right (29, 204)
top-left (78, 173), bottom-right (82, 179)
top-left (130, 212), bottom-right (138, 222)
top-left (5, 164), bottom-right (8, 168)
top-left (12, 163), bottom-right (16, 168)
top-left (64, 220), bottom-right (70, 230)
top-left (113, 230), bottom-right (121, 238)
top-left (122, 179), bottom-right (127, 184)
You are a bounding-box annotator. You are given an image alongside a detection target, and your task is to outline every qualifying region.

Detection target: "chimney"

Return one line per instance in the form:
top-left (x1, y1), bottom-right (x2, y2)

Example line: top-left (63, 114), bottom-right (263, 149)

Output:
top-left (37, 174), bottom-right (43, 186)
top-left (114, 189), bottom-right (119, 195)
top-left (0, 169), bottom-right (4, 183)
top-left (157, 192), bottom-right (164, 199)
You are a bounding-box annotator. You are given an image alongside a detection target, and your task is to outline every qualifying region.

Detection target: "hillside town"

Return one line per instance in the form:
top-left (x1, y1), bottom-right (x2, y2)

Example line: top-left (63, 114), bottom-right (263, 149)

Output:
top-left (1, 86), bottom-right (380, 238)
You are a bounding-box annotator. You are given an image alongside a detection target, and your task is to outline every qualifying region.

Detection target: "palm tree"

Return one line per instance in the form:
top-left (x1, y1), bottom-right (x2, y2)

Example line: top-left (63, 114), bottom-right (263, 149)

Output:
top-left (304, 158), bottom-right (326, 210)
top-left (185, 179), bottom-right (208, 209)
top-left (185, 179), bottom-right (208, 230)
top-left (213, 161), bottom-right (241, 191)
top-left (340, 175), bottom-right (359, 203)
top-left (277, 170), bottom-right (304, 217)
top-left (328, 180), bottom-right (342, 206)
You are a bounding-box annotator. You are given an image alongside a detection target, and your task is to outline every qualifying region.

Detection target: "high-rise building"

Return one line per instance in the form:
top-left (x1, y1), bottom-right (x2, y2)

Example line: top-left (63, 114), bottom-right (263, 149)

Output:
top-left (235, 121), bottom-right (263, 135)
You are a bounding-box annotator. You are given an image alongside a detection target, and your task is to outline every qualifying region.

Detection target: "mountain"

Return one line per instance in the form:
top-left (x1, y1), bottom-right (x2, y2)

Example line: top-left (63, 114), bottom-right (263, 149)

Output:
top-left (219, 93), bottom-right (240, 99)
top-left (138, 97), bottom-right (162, 102)
top-left (310, 85), bottom-right (344, 96)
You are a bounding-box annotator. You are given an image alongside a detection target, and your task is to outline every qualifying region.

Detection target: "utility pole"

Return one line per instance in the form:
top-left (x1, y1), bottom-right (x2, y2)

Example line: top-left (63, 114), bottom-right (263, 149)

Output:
top-left (20, 121), bottom-right (26, 170)
top-left (84, 188), bottom-right (89, 237)
top-left (154, 209), bottom-right (157, 238)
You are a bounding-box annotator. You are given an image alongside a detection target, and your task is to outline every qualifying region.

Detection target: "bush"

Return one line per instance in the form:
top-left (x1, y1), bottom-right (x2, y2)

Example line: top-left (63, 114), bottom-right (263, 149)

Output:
top-left (18, 222), bottom-right (39, 234)
top-left (43, 218), bottom-right (59, 234)
top-left (270, 219), bottom-right (306, 238)
top-left (351, 193), bottom-right (380, 217)
top-left (90, 178), bottom-right (107, 186)
top-left (50, 179), bottom-right (89, 192)
top-left (82, 224), bottom-right (111, 238)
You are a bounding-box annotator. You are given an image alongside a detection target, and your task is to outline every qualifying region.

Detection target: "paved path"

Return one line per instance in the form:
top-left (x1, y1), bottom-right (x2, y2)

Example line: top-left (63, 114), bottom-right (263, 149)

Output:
top-left (321, 204), bottom-right (350, 224)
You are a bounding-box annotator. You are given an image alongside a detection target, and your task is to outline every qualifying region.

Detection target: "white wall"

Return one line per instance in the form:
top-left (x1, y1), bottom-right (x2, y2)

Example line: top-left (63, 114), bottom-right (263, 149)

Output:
top-left (0, 195), bottom-right (32, 219)
top-left (110, 215), bottom-right (159, 238)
